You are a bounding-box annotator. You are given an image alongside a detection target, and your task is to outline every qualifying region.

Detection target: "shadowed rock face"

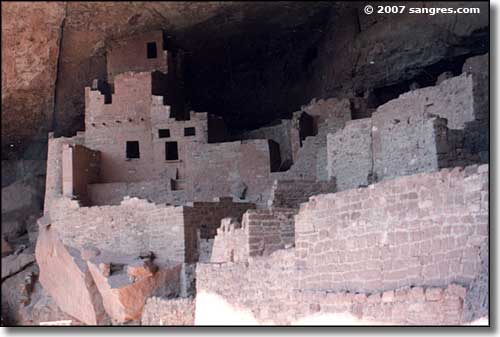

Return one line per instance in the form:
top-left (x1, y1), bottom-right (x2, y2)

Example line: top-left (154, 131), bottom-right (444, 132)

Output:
top-left (1, 2), bottom-right (488, 158)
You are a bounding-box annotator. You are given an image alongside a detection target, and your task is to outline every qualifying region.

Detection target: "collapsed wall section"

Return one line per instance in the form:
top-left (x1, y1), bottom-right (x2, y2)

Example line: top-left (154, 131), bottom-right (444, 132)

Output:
top-left (327, 64), bottom-right (488, 190)
top-left (281, 98), bottom-right (352, 181)
top-left (371, 65), bottom-right (487, 169)
top-left (195, 164), bottom-right (488, 325)
top-left (210, 208), bottom-right (297, 263)
top-left (183, 198), bottom-right (256, 262)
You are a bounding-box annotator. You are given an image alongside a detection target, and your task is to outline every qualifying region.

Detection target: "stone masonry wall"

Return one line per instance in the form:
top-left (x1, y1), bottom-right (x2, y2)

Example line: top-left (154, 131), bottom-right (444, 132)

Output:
top-left (267, 179), bottom-right (336, 209)
top-left (281, 98), bottom-right (351, 181)
top-left (461, 53), bottom-right (489, 162)
top-left (195, 164), bottom-right (488, 325)
top-left (141, 297), bottom-right (195, 325)
top-left (327, 118), bottom-right (372, 191)
top-left (61, 144), bottom-right (100, 205)
top-left (44, 133), bottom-right (85, 217)
top-left (244, 208), bottom-right (297, 257)
top-left (327, 68), bottom-right (487, 190)
top-left (239, 119), bottom-right (295, 169)
top-left (50, 198), bottom-right (187, 264)
top-left (185, 140), bottom-right (273, 205)
top-left (197, 251), bottom-right (471, 325)
top-left (210, 217), bottom-right (248, 263)
top-left (210, 208), bottom-right (297, 263)
top-left (84, 72), bottom-right (210, 184)
top-left (374, 73), bottom-right (475, 131)
top-left (183, 198), bottom-right (256, 262)
top-left (294, 164), bottom-right (488, 293)
top-left (87, 180), bottom-right (187, 206)
top-left (371, 71), bottom-right (483, 171)
top-left (372, 116), bottom-right (446, 182)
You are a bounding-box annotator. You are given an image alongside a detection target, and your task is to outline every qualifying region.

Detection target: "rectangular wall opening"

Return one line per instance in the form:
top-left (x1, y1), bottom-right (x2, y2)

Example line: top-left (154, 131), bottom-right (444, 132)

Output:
top-left (159, 129), bottom-right (170, 138)
top-left (126, 141), bottom-right (140, 159)
top-left (165, 141), bottom-right (179, 160)
top-left (147, 42), bottom-right (157, 59)
top-left (184, 127), bottom-right (196, 136)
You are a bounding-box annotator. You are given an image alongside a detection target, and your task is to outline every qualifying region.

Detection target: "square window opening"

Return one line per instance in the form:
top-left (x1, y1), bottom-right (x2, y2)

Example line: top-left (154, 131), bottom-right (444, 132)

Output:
top-left (126, 141), bottom-right (140, 159)
top-left (159, 129), bottom-right (170, 138)
top-left (165, 141), bottom-right (179, 160)
top-left (184, 127), bottom-right (196, 136)
top-left (147, 42), bottom-right (157, 59)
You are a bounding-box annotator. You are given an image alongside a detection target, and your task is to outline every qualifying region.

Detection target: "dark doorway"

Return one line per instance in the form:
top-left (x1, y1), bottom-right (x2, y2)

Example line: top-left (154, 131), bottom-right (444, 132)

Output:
top-left (165, 141), bottom-right (179, 160)
top-left (126, 141), bottom-right (140, 159)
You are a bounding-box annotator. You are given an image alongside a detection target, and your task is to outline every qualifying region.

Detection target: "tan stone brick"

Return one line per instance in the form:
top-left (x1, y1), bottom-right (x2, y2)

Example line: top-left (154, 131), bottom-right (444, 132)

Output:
top-left (445, 284), bottom-right (467, 299)
top-left (409, 287), bottom-right (425, 301)
top-left (425, 288), bottom-right (443, 301)
top-left (382, 290), bottom-right (395, 302)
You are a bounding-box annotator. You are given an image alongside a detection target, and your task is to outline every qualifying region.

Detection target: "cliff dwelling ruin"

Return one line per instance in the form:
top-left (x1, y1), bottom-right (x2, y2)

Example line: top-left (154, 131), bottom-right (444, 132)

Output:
top-left (1, 1), bottom-right (490, 327)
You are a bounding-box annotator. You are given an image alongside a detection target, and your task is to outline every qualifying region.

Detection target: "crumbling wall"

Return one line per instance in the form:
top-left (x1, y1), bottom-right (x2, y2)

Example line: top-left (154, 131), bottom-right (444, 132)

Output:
top-left (210, 208), bottom-right (296, 263)
top-left (375, 73), bottom-right (475, 130)
top-left (301, 97), bottom-right (352, 131)
top-left (327, 118), bottom-right (372, 191)
top-left (196, 164), bottom-right (488, 325)
top-left (197, 253), bottom-right (471, 325)
top-left (295, 164), bottom-right (488, 293)
top-left (267, 179), bottom-right (336, 208)
top-left (327, 69), bottom-right (487, 189)
top-left (185, 198), bottom-right (255, 239)
top-left (183, 198), bottom-right (255, 262)
top-left (50, 198), bottom-right (188, 264)
top-left (281, 98), bottom-right (351, 181)
top-left (210, 218), bottom-right (248, 263)
top-left (371, 71), bottom-right (483, 170)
